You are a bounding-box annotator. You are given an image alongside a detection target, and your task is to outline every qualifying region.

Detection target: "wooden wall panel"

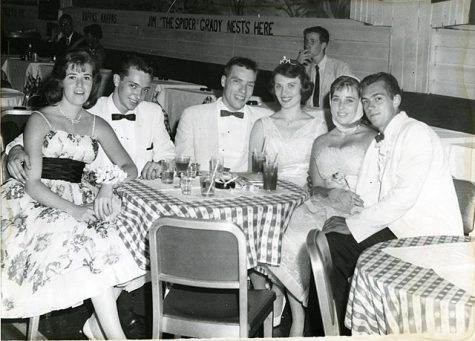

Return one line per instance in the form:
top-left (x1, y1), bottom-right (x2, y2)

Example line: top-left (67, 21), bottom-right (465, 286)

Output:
top-left (63, 7), bottom-right (391, 78)
top-left (430, 28), bottom-right (475, 99)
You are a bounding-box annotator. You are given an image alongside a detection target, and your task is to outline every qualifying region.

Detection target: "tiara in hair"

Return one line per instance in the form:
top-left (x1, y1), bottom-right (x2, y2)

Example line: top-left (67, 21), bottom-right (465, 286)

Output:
top-left (280, 56), bottom-right (295, 65)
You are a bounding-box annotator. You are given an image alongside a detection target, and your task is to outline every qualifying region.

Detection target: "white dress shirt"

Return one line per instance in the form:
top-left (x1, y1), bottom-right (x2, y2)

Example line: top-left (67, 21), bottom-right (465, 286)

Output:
top-left (87, 95), bottom-right (175, 172)
top-left (348, 112), bottom-right (463, 242)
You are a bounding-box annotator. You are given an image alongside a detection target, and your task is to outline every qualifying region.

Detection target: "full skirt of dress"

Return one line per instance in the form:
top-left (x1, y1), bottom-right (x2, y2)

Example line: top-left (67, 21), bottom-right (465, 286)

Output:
top-left (1, 177), bottom-right (145, 318)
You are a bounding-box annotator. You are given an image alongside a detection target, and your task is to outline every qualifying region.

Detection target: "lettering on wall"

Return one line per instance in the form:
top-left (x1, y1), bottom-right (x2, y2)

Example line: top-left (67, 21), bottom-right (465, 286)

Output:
top-left (81, 11), bottom-right (273, 36)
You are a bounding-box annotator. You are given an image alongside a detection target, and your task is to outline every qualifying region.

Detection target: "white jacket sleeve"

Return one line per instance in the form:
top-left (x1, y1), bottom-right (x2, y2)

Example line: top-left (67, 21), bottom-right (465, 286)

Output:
top-left (5, 134), bottom-right (25, 155)
top-left (152, 107), bottom-right (175, 162)
top-left (174, 109), bottom-right (196, 160)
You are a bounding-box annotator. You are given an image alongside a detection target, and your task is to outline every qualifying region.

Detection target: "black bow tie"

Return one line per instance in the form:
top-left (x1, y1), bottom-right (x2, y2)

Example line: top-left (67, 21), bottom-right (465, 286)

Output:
top-left (375, 132), bottom-right (385, 143)
top-left (111, 113), bottom-right (136, 121)
top-left (220, 110), bottom-right (244, 119)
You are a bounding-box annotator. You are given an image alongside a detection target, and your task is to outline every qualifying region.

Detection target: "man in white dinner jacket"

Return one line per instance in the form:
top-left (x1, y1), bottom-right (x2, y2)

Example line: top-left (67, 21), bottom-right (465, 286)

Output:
top-left (174, 56), bottom-right (273, 172)
top-left (321, 72), bottom-right (463, 334)
top-left (6, 53), bottom-right (175, 181)
top-left (297, 26), bottom-right (353, 108)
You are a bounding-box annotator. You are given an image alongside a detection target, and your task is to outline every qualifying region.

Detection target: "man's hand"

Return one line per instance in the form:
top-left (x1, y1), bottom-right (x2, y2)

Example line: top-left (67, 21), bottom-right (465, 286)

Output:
top-left (7, 145), bottom-right (30, 182)
top-left (141, 161), bottom-right (161, 180)
top-left (322, 216), bottom-right (351, 235)
top-left (297, 49), bottom-right (313, 66)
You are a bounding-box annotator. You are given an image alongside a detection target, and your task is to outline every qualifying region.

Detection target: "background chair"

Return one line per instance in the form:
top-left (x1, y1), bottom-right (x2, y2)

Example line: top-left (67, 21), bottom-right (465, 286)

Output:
top-left (97, 68), bottom-right (113, 98)
top-left (306, 229), bottom-right (340, 336)
top-left (1, 109), bottom-right (32, 152)
top-left (149, 217), bottom-right (275, 339)
top-left (453, 178), bottom-right (475, 236)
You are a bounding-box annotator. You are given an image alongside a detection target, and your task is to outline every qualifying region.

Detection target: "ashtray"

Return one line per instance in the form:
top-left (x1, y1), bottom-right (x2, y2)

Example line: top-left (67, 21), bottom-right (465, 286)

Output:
top-left (215, 172), bottom-right (237, 189)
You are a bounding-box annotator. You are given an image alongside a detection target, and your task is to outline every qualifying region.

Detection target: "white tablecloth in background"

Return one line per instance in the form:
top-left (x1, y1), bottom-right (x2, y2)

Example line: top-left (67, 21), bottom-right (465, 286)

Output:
top-left (1, 88), bottom-right (24, 109)
top-left (432, 126), bottom-right (475, 183)
top-left (1, 57), bottom-right (54, 92)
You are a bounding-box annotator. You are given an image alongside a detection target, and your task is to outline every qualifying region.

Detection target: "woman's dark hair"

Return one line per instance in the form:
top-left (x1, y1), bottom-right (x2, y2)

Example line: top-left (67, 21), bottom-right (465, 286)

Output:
top-left (270, 61), bottom-right (313, 104)
top-left (330, 75), bottom-right (360, 99)
top-left (42, 49), bottom-right (101, 108)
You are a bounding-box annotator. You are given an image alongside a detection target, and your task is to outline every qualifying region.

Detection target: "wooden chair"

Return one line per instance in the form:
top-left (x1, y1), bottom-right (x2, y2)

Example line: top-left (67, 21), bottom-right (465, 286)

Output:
top-left (149, 217), bottom-right (275, 339)
top-left (306, 229), bottom-right (340, 336)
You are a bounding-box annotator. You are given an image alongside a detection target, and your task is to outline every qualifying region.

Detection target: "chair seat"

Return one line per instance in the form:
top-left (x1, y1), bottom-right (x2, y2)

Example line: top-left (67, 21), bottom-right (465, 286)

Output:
top-left (164, 285), bottom-right (275, 327)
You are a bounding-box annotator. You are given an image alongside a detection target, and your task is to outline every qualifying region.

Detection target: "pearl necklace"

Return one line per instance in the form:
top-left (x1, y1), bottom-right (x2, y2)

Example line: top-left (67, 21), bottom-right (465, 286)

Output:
top-left (58, 105), bottom-right (82, 125)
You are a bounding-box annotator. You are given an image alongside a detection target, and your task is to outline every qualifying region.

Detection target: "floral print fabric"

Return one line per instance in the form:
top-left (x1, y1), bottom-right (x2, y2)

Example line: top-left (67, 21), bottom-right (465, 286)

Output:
top-left (1, 130), bottom-right (144, 318)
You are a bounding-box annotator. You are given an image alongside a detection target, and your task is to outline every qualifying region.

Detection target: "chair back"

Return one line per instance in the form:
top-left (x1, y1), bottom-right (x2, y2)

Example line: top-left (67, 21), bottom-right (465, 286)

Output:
top-left (97, 69), bottom-right (112, 98)
top-left (1, 109), bottom-right (32, 150)
top-left (306, 229), bottom-right (340, 336)
top-left (453, 178), bottom-right (475, 235)
top-left (149, 217), bottom-right (249, 337)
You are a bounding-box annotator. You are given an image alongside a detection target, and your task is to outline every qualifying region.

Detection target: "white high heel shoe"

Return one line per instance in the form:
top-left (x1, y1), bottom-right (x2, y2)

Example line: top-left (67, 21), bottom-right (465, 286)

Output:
top-left (82, 316), bottom-right (106, 340)
top-left (273, 291), bottom-right (286, 327)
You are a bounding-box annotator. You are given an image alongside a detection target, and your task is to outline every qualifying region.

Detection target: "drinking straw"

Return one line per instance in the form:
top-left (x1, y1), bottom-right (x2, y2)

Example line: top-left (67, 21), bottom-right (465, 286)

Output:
top-left (272, 153), bottom-right (279, 166)
top-left (207, 159), bottom-right (219, 195)
top-left (261, 138), bottom-right (267, 153)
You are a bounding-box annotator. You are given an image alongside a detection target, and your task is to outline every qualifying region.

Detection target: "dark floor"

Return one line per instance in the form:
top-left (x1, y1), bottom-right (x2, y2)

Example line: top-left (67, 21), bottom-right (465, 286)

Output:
top-left (1, 289), bottom-right (316, 340)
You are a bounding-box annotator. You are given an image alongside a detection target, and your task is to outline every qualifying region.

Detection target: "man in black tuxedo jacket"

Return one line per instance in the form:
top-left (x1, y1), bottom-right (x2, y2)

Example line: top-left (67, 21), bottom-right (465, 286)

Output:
top-left (54, 14), bottom-right (84, 57)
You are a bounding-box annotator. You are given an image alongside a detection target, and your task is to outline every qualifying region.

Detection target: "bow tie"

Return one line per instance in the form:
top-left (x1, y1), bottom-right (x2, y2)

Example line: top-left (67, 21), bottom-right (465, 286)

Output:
top-left (111, 113), bottom-right (136, 121)
top-left (220, 110), bottom-right (244, 119)
top-left (375, 132), bottom-right (385, 143)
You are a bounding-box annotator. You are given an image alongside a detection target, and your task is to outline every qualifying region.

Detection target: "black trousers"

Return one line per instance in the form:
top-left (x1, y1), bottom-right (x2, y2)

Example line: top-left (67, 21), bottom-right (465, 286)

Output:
top-left (325, 228), bottom-right (396, 335)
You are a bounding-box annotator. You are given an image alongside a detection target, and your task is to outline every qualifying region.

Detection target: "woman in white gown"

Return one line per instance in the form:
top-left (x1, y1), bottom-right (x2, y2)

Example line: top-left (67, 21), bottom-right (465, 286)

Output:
top-left (265, 75), bottom-right (376, 336)
top-left (248, 58), bottom-right (328, 185)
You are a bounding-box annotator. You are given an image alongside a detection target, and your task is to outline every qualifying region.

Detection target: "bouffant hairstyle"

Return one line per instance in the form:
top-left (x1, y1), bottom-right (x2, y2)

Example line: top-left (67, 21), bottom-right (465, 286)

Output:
top-left (270, 61), bottom-right (313, 104)
top-left (330, 75), bottom-right (361, 99)
top-left (42, 49), bottom-right (101, 108)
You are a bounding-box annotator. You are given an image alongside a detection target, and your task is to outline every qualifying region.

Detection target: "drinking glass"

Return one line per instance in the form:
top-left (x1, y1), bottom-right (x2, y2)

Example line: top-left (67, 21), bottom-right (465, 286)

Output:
top-left (180, 175), bottom-right (192, 195)
top-left (175, 155), bottom-right (191, 175)
top-left (252, 151), bottom-right (266, 173)
top-left (161, 159), bottom-right (175, 184)
top-left (200, 175), bottom-right (215, 197)
top-left (209, 156), bottom-right (224, 176)
top-left (263, 161), bottom-right (278, 191)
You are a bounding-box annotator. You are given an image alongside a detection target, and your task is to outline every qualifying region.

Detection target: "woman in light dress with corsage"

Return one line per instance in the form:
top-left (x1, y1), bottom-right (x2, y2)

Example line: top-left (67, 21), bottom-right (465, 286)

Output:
top-left (262, 75), bottom-right (376, 336)
top-left (1, 50), bottom-right (144, 339)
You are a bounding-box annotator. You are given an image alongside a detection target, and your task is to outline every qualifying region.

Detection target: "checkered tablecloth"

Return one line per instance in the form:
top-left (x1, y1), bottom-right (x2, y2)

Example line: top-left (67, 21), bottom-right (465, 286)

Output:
top-left (345, 235), bottom-right (475, 336)
top-left (115, 179), bottom-right (308, 270)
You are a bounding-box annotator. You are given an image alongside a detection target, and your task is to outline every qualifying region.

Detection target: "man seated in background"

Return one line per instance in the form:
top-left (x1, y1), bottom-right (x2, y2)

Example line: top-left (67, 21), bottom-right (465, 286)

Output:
top-left (53, 14), bottom-right (84, 57)
top-left (174, 56), bottom-right (273, 171)
top-left (322, 72), bottom-right (463, 334)
top-left (84, 24), bottom-right (106, 69)
top-left (297, 26), bottom-right (353, 108)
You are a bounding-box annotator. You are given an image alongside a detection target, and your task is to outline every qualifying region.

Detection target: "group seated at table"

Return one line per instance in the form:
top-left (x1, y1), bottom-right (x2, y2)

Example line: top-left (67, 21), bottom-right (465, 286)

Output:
top-left (1, 29), bottom-right (468, 340)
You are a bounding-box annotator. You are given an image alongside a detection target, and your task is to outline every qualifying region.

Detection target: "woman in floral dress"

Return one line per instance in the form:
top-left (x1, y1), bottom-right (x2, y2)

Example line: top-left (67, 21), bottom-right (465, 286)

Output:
top-left (1, 50), bottom-right (142, 339)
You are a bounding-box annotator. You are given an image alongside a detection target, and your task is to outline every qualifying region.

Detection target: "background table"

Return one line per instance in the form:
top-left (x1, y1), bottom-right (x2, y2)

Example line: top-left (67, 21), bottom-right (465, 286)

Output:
top-left (346, 235), bottom-right (474, 336)
top-left (0, 88), bottom-right (24, 109)
top-left (1, 57), bottom-right (54, 93)
top-left (145, 79), bottom-right (206, 103)
top-left (160, 87), bottom-right (217, 132)
top-left (432, 126), bottom-right (475, 183)
top-left (115, 178), bottom-right (308, 270)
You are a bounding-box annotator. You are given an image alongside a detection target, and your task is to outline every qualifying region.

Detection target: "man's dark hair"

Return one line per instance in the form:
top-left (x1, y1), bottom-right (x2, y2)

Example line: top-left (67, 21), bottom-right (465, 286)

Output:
top-left (84, 24), bottom-right (102, 40)
top-left (115, 53), bottom-right (154, 79)
top-left (58, 13), bottom-right (73, 24)
top-left (223, 56), bottom-right (258, 77)
top-left (360, 72), bottom-right (401, 98)
top-left (303, 26), bottom-right (330, 44)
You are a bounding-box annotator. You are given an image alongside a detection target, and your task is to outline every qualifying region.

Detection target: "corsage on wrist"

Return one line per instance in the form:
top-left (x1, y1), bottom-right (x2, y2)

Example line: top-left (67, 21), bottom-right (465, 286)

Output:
top-left (95, 165), bottom-right (127, 186)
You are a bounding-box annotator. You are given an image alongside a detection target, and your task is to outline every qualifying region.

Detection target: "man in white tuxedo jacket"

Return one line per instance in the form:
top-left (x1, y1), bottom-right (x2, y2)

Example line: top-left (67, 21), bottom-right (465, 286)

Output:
top-left (6, 53), bottom-right (175, 181)
top-left (297, 26), bottom-right (353, 108)
top-left (321, 72), bottom-right (463, 334)
top-left (175, 57), bottom-right (273, 172)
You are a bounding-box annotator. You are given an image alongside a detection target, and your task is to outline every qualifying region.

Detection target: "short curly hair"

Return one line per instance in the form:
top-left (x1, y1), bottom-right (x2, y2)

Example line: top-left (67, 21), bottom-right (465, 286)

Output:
top-left (270, 61), bottom-right (313, 104)
top-left (42, 49), bottom-right (101, 108)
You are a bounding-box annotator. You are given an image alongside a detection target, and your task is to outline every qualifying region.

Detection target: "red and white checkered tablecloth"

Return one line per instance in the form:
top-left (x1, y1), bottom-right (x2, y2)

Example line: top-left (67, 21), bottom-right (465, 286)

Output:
top-left (346, 235), bottom-right (475, 336)
top-left (115, 179), bottom-right (308, 270)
